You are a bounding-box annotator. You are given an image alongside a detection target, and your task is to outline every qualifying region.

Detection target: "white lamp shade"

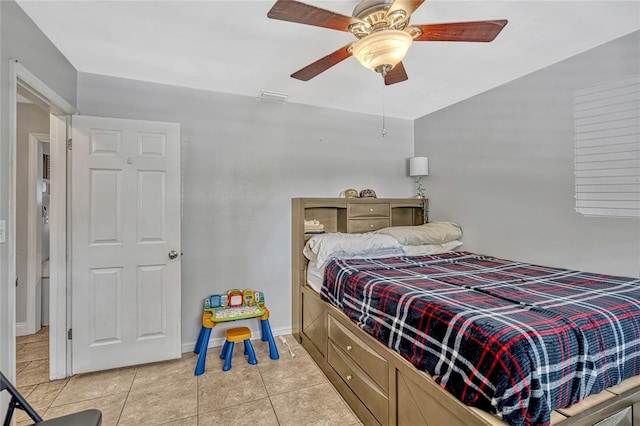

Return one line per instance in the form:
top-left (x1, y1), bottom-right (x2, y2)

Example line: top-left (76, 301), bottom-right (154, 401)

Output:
top-left (352, 30), bottom-right (413, 72)
top-left (409, 157), bottom-right (429, 176)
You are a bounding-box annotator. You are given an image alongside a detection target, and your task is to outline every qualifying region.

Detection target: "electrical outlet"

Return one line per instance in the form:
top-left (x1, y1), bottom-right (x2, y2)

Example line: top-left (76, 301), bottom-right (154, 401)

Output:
top-left (0, 220), bottom-right (5, 243)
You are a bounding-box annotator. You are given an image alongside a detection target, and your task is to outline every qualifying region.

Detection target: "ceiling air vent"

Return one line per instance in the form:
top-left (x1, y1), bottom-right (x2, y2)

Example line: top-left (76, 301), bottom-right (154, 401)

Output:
top-left (258, 90), bottom-right (288, 102)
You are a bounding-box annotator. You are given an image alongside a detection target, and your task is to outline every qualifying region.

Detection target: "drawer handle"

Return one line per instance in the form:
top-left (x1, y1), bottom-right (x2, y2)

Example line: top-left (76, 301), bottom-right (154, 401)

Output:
top-left (346, 374), bottom-right (353, 381)
top-left (346, 345), bottom-right (353, 351)
top-left (369, 208), bottom-right (374, 212)
top-left (369, 224), bottom-right (374, 228)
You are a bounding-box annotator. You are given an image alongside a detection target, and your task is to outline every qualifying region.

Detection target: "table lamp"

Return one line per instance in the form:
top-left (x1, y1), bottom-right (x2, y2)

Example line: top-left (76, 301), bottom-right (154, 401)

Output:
top-left (409, 157), bottom-right (429, 199)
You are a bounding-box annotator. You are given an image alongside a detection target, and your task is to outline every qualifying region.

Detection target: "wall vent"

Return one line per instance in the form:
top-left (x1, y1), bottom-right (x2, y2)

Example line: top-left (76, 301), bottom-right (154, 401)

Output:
top-left (258, 90), bottom-right (289, 102)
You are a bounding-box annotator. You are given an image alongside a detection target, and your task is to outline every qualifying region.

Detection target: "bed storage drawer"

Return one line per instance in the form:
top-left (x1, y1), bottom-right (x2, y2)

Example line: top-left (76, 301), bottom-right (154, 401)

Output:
top-left (328, 315), bottom-right (388, 392)
top-left (593, 406), bottom-right (632, 426)
top-left (349, 203), bottom-right (390, 218)
top-left (328, 340), bottom-right (388, 424)
top-left (348, 218), bottom-right (391, 233)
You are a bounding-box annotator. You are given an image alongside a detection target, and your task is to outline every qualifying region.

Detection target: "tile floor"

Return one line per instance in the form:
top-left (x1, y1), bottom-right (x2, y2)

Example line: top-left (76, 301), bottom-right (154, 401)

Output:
top-left (14, 327), bottom-right (362, 426)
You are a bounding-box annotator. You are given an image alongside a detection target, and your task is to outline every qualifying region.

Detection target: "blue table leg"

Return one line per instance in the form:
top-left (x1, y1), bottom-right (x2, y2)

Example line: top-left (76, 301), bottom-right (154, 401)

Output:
top-left (260, 319), bottom-right (269, 342)
top-left (194, 327), bottom-right (212, 376)
top-left (260, 319), bottom-right (279, 360)
top-left (194, 326), bottom-right (206, 354)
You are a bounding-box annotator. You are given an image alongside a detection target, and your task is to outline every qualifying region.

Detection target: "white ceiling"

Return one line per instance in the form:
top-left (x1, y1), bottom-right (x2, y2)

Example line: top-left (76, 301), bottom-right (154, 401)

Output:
top-left (16, 0), bottom-right (640, 120)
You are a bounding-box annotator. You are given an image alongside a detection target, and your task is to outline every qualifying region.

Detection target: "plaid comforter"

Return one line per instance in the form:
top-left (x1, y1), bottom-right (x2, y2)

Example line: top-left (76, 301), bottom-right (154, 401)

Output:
top-left (321, 251), bottom-right (640, 426)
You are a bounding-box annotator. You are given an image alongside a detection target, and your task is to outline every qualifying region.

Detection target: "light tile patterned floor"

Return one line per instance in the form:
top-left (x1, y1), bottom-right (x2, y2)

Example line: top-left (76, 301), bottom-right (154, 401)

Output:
top-left (15, 327), bottom-right (362, 426)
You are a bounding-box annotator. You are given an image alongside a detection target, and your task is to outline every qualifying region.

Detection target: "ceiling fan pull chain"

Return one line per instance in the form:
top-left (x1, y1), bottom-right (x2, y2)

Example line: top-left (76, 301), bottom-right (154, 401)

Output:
top-left (381, 78), bottom-right (387, 137)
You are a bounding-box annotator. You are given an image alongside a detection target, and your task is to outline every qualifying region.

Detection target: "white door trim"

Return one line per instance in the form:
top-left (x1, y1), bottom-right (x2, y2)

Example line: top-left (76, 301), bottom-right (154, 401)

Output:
top-left (49, 116), bottom-right (70, 380)
top-left (5, 60), bottom-right (77, 384)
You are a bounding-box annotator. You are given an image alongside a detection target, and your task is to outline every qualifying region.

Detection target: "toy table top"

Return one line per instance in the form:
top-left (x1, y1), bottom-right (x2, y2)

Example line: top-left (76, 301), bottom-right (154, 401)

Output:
top-left (203, 304), bottom-right (266, 323)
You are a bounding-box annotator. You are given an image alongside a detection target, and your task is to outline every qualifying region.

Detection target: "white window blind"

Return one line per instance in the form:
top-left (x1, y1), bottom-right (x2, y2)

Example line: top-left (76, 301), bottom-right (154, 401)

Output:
top-left (574, 75), bottom-right (640, 217)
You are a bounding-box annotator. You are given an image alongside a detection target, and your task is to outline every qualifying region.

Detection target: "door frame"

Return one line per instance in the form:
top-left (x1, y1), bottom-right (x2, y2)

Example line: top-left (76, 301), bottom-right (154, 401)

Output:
top-left (6, 60), bottom-right (76, 382)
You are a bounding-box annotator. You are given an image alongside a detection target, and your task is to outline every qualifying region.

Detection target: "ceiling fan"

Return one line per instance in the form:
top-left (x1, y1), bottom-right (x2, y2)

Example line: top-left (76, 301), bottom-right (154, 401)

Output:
top-left (267, 0), bottom-right (508, 85)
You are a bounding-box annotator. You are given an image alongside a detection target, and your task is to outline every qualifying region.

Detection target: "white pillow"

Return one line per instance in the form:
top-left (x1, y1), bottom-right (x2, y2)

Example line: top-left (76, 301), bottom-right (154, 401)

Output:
top-left (402, 240), bottom-right (463, 256)
top-left (303, 232), bottom-right (403, 268)
top-left (375, 221), bottom-right (463, 246)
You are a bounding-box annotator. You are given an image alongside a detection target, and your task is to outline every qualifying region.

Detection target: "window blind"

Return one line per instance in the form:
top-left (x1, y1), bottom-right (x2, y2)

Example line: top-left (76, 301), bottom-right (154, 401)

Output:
top-left (574, 75), bottom-right (640, 217)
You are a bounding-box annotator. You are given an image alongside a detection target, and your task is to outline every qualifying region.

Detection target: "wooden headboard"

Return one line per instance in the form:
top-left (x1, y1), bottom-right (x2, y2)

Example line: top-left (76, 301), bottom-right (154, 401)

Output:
top-left (290, 197), bottom-right (427, 340)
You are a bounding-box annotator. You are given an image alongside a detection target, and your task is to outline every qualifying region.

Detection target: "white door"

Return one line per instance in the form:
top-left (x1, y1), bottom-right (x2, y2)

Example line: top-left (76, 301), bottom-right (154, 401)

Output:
top-left (71, 116), bottom-right (181, 374)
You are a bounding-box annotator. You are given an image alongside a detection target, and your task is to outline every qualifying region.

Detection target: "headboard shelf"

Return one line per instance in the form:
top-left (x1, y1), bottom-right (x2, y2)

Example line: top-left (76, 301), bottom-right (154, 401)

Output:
top-left (291, 197), bottom-right (427, 338)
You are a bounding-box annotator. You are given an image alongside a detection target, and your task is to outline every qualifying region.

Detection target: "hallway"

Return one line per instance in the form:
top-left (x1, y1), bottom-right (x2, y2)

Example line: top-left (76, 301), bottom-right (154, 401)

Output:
top-left (16, 326), bottom-right (50, 388)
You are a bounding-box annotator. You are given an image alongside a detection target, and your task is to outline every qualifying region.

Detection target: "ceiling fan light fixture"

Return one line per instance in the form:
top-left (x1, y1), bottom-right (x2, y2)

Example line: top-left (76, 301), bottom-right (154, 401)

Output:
top-left (351, 30), bottom-right (413, 73)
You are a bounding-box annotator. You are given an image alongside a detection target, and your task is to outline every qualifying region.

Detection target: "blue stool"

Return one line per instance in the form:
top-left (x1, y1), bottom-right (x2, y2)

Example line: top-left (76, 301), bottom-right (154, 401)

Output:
top-left (220, 327), bottom-right (257, 371)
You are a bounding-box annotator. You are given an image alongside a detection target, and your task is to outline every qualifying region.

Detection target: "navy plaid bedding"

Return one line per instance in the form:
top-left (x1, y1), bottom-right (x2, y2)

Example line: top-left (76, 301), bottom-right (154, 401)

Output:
top-left (321, 251), bottom-right (640, 426)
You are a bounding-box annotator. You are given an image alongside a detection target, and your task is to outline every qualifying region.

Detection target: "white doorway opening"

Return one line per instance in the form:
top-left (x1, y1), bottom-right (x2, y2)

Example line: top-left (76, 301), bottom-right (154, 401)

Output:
top-left (15, 131), bottom-right (50, 338)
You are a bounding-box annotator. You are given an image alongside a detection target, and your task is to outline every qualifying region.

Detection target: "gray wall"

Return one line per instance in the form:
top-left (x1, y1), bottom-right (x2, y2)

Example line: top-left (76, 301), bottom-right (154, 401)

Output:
top-left (415, 31), bottom-right (640, 278)
top-left (0, 0), bottom-right (77, 377)
top-left (77, 72), bottom-right (415, 348)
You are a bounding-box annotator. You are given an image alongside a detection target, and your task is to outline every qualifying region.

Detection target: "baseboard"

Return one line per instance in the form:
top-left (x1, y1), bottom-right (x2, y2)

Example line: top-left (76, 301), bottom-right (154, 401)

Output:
top-left (15, 321), bottom-right (30, 337)
top-left (181, 324), bottom-right (292, 353)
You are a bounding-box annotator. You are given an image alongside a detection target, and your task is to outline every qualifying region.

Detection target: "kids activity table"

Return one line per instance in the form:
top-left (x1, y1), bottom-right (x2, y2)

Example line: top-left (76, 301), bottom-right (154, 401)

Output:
top-left (193, 292), bottom-right (279, 376)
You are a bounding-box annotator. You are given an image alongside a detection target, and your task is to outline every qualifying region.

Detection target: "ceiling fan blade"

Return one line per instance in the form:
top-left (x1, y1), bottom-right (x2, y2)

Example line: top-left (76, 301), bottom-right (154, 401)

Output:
top-left (386, 0), bottom-right (425, 18)
top-left (291, 44), bottom-right (354, 81)
top-left (413, 20), bottom-right (508, 42)
top-left (384, 62), bottom-right (408, 85)
top-left (267, 0), bottom-right (361, 32)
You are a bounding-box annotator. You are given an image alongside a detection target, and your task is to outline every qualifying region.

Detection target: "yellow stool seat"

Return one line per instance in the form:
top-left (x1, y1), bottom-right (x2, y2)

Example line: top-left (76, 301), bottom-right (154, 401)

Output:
top-left (226, 326), bottom-right (251, 342)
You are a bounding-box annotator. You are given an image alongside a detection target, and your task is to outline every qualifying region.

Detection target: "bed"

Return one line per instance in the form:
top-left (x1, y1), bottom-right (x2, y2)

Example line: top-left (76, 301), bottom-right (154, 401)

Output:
top-left (291, 198), bottom-right (640, 426)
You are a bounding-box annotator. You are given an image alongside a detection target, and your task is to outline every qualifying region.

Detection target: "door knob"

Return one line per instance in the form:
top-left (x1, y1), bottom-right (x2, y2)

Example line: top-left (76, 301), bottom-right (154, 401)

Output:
top-left (168, 250), bottom-right (178, 259)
